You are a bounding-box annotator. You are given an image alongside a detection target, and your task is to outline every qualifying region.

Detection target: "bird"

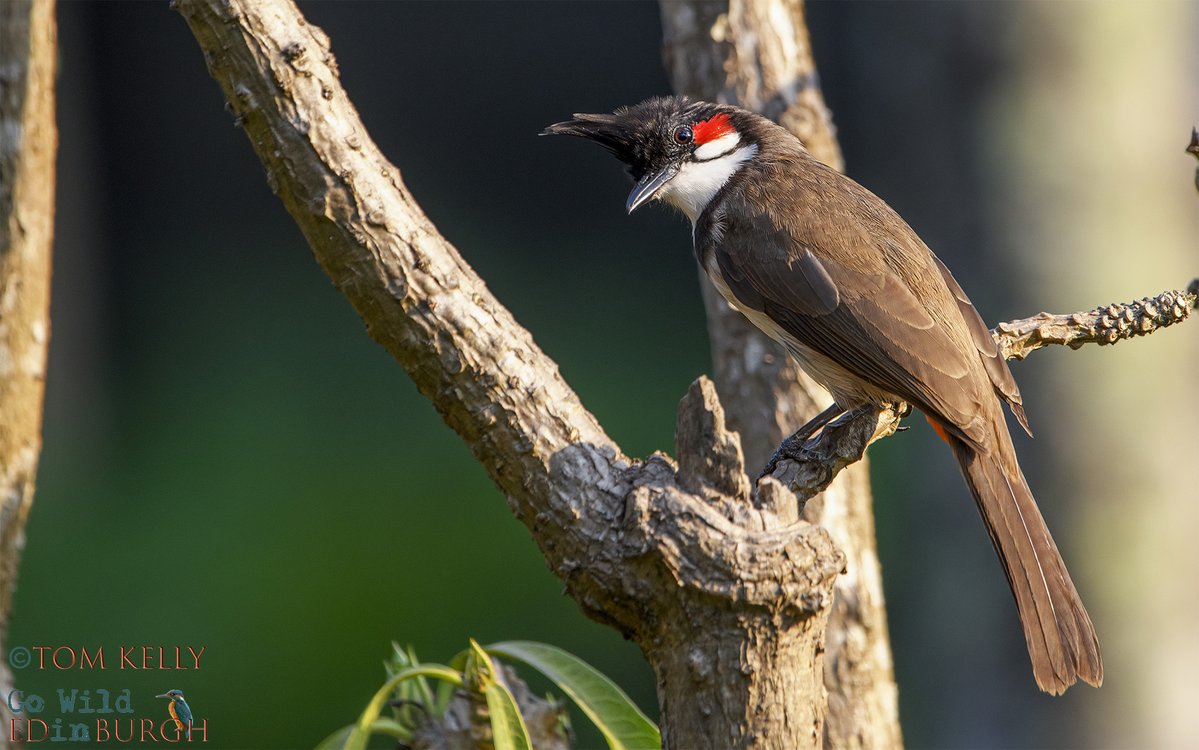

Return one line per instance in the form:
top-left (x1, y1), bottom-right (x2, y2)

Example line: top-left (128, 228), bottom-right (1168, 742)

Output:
top-left (156, 689), bottom-right (193, 740)
top-left (543, 96), bottom-right (1102, 694)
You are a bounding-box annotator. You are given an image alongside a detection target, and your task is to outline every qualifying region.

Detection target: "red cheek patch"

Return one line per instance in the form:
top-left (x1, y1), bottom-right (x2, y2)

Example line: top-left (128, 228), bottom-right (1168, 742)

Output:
top-left (692, 113), bottom-right (734, 144)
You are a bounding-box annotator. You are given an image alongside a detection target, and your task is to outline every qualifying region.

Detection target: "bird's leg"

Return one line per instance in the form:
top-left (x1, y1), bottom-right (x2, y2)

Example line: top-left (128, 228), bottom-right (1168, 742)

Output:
top-left (758, 403), bottom-right (845, 480)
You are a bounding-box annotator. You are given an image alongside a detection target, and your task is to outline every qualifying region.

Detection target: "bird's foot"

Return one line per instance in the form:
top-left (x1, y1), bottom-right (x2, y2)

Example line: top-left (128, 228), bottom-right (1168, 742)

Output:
top-left (757, 403), bottom-right (845, 480)
top-left (758, 435), bottom-right (818, 480)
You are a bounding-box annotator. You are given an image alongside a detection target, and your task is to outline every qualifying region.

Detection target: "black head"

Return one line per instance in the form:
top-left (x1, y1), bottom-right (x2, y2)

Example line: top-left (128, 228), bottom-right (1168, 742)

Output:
top-left (543, 97), bottom-right (759, 213)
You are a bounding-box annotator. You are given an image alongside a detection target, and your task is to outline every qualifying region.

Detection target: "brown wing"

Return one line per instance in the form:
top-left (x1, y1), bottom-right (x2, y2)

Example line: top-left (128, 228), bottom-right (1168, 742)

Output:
top-left (701, 154), bottom-right (1000, 447)
top-left (931, 255), bottom-right (1031, 435)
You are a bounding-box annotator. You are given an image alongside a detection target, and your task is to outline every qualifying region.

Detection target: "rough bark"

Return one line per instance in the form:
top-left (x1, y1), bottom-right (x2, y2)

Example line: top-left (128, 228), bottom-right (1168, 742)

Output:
top-left (658, 3), bottom-right (902, 748)
top-left (174, 1), bottom-right (843, 747)
top-left (0, 0), bottom-right (56, 740)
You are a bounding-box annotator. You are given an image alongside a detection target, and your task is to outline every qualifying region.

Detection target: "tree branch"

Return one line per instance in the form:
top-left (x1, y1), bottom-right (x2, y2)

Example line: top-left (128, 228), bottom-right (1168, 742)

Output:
top-left (0, 0), bottom-right (56, 740)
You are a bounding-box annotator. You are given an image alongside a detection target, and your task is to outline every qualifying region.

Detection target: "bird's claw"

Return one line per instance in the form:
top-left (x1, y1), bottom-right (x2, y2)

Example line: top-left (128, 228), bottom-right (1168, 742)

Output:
top-left (757, 442), bottom-right (813, 481)
top-left (757, 455), bottom-right (781, 482)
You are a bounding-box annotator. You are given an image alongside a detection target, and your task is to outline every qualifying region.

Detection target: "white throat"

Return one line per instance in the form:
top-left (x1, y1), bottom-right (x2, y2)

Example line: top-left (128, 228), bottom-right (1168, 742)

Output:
top-left (659, 133), bottom-right (757, 222)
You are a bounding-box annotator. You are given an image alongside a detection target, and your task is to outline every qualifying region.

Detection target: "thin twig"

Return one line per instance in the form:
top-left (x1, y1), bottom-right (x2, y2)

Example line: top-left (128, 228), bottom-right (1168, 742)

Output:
top-left (993, 283), bottom-right (1197, 361)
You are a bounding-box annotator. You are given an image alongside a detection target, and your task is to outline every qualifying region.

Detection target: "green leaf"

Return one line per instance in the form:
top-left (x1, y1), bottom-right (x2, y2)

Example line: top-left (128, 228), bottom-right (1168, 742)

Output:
top-left (407, 645), bottom-right (436, 711)
top-left (343, 665), bottom-right (463, 750)
top-left (440, 645), bottom-right (472, 712)
top-left (486, 641), bottom-right (660, 750)
top-left (314, 724), bottom-right (352, 750)
top-left (386, 643), bottom-right (436, 726)
top-left (484, 679), bottom-right (533, 750)
top-left (464, 638), bottom-right (495, 690)
top-left (464, 639), bottom-right (532, 750)
top-left (317, 717), bottom-right (411, 750)
top-left (447, 646), bottom-right (470, 674)
top-left (361, 718), bottom-right (410, 740)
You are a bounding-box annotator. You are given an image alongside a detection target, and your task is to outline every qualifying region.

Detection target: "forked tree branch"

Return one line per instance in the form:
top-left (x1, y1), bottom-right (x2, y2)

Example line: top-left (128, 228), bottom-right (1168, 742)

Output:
top-left (175, 1), bottom-right (842, 747)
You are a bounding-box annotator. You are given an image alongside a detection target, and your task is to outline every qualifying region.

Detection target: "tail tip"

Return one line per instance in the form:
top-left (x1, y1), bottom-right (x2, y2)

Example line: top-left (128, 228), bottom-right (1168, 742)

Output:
top-left (1034, 656), bottom-right (1103, 695)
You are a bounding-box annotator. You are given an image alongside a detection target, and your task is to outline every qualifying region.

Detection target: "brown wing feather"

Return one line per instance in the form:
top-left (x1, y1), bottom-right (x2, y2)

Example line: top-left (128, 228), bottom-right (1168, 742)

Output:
top-left (931, 255), bottom-right (1032, 435)
top-left (704, 152), bottom-right (995, 445)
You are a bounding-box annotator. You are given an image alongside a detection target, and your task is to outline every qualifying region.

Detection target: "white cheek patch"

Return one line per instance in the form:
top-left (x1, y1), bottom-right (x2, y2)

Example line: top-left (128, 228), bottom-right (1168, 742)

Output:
top-left (694, 131), bottom-right (741, 161)
top-left (660, 144), bottom-right (757, 222)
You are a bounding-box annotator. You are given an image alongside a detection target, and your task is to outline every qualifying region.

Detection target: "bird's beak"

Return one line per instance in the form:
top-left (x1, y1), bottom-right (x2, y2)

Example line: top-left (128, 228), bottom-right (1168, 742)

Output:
top-left (625, 163), bottom-right (679, 214)
top-left (155, 693), bottom-right (169, 699)
top-left (542, 113), bottom-right (679, 214)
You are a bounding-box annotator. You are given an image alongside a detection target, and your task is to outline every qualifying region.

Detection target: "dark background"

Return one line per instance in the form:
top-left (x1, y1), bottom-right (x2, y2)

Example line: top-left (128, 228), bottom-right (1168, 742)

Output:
top-left (10, 2), bottom-right (1196, 748)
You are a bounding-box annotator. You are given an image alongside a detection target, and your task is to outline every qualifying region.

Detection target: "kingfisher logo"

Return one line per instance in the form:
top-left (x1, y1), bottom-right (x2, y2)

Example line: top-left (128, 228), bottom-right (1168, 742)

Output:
top-left (155, 690), bottom-right (194, 741)
top-left (4, 644), bottom-right (209, 743)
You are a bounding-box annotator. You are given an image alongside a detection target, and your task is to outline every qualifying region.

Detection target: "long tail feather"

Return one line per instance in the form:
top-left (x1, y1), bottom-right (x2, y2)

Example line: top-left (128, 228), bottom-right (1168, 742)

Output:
top-left (948, 429), bottom-right (1103, 694)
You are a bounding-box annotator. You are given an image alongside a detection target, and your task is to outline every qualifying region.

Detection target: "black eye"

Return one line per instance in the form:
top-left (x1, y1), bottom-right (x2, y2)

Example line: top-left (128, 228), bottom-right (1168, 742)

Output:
top-left (674, 126), bottom-right (693, 145)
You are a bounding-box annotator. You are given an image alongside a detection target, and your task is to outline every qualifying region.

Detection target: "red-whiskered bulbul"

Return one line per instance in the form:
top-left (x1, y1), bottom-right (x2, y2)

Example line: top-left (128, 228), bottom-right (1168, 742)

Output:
top-left (543, 97), bottom-right (1102, 694)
